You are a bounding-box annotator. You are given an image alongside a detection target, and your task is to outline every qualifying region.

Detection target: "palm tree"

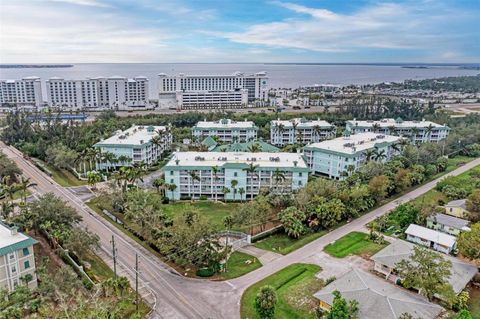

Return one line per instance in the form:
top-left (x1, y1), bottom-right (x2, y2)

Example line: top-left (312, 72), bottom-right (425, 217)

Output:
top-left (275, 123), bottom-right (285, 145)
top-left (272, 168), bottom-right (285, 194)
top-left (211, 166), bottom-right (220, 202)
top-left (117, 155), bottom-right (131, 166)
top-left (88, 147), bottom-right (100, 171)
top-left (312, 125), bottom-right (322, 142)
top-left (75, 149), bottom-right (89, 174)
top-left (290, 120), bottom-right (298, 143)
top-left (87, 171), bottom-right (102, 190)
top-left (18, 176), bottom-right (31, 204)
top-left (239, 187), bottom-right (245, 202)
top-left (347, 164), bottom-right (355, 176)
top-left (230, 179), bottom-right (238, 201)
top-left (188, 171), bottom-right (200, 201)
top-left (373, 149), bottom-right (387, 162)
top-left (152, 177), bottom-right (165, 196)
top-left (222, 187), bottom-right (230, 202)
top-left (364, 149), bottom-right (375, 162)
top-left (426, 124), bottom-right (435, 141)
top-left (411, 127), bottom-right (420, 144)
top-left (247, 143), bottom-right (262, 153)
top-left (372, 123), bottom-right (381, 133)
top-left (101, 152), bottom-right (117, 172)
top-left (168, 183), bottom-right (177, 201)
top-left (387, 125), bottom-right (396, 135)
top-left (243, 163), bottom-right (259, 201)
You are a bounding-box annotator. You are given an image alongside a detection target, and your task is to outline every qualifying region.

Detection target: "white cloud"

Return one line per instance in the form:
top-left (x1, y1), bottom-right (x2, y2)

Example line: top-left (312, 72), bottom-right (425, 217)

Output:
top-left (215, 1), bottom-right (476, 55)
top-left (47, 0), bottom-right (110, 7)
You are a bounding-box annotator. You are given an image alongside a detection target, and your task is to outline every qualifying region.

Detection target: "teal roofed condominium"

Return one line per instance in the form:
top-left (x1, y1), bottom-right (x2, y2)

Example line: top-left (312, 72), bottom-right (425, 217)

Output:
top-left (303, 132), bottom-right (402, 179)
top-left (162, 152), bottom-right (309, 201)
top-left (346, 118), bottom-right (449, 144)
top-left (192, 119), bottom-right (257, 143)
top-left (94, 125), bottom-right (172, 170)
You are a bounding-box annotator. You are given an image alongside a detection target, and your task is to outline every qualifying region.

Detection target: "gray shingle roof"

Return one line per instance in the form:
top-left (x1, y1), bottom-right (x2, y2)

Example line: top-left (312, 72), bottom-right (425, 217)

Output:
top-left (313, 268), bottom-right (444, 319)
top-left (427, 213), bottom-right (470, 230)
top-left (446, 199), bottom-right (467, 209)
top-left (371, 240), bottom-right (478, 293)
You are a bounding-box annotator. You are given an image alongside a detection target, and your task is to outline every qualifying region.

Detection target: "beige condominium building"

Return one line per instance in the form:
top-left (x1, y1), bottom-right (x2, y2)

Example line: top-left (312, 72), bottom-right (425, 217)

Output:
top-left (0, 222), bottom-right (38, 292)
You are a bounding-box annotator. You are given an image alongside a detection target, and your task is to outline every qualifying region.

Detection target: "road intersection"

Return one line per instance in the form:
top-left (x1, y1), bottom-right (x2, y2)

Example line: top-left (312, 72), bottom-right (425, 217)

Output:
top-left (2, 141), bottom-right (479, 319)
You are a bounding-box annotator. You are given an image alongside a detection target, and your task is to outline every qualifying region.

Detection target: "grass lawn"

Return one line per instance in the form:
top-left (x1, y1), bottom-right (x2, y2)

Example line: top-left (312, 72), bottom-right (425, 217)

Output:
top-left (468, 286), bottom-right (480, 319)
top-left (254, 231), bottom-right (327, 255)
top-left (241, 263), bottom-right (323, 319)
top-left (38, 160), bottom-right (87, 187)
top-left (161, 201), bottom-right (241, 230)
top-left (324, 232), bottom-right (387, 258)
top-left (220, 251), bottom-right (262, 280)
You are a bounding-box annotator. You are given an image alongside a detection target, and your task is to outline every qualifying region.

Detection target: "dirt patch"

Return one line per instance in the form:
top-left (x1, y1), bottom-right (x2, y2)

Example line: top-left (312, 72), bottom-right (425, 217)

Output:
top-left (31, 232), bottom-right (64, 271)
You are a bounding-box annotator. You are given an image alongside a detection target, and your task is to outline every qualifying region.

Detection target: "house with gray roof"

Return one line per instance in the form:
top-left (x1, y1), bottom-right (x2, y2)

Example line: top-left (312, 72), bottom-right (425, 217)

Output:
top-left (445, 199), bottom-right (470, 219)
top-left (405, 224), bottom-right (457, 254)
top-left (426, 213), bottom-right (470, 236)
top-left (371, 240), bottom-right (478, 294)
top-left (0, 222), bottom-right (38, 292)
top-left (313, 268), bottom-right (444, 319)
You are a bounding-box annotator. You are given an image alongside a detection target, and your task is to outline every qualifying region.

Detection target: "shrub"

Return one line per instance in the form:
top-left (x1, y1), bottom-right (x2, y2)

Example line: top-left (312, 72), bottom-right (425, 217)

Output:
top-left (199, 195), bottom-right (208, 201)
top-left (161, 196), bottom-right (170, 204)
top-left (196, 267), bottom-right (215, 277)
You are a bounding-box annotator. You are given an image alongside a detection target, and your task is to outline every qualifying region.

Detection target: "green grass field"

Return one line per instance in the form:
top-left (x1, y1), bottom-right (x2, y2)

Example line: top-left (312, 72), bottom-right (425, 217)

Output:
top-left (254, 230), bottom-right (327, 255)
top-left (40, 160), bottom-right (87, 187)
top-left (241, 263), bottom-right (323, 319)
top-left (221, 251), bottom-right (262, 280)
top-left (324, 232), bottom-right (387, 258)
top-left (161, 201), bottom-right (241, 230)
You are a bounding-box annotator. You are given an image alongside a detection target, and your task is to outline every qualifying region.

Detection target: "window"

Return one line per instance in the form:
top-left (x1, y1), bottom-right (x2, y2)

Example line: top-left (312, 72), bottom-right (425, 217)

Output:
top-left (234, 172), bottom-right (238, 177)
top-left (24, 261), bottom-right (30, 269)
top-left (170, 171), bottom-right (174, 175)
top-left (298, 181), bottom-right (302, 186)
top-left (11, 265), bottom-right (17, 273)
top-left (8, 253), bottom-right (15, 261)
top-left (170, 179), bottom-right (174, 183)
top-left (299, 172), bottom-right (302, 177)
top-left (23, 248), bottom-right (29, 256)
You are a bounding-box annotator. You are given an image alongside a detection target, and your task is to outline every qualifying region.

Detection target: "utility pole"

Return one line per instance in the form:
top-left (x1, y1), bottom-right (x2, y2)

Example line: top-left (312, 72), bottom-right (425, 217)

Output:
top-left (135, 253), bottom-right (139, 313)
top-left (111, 235), bottom-right (117, 279)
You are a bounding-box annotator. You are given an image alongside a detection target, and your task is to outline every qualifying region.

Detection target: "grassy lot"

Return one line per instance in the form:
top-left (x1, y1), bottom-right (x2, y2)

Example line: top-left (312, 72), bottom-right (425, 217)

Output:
top-left (161, 201), bottom-right (242, 230)
top-left (220, 251), bottom-right (262, 280)
top-left (241, 263), bottom-right (323, 319)
top-left (324, 232), bottom-right (387, 258)
top-left (38, 160), bottom-right (87, 187)
top-left (254, 230), bottom-right (327, 255)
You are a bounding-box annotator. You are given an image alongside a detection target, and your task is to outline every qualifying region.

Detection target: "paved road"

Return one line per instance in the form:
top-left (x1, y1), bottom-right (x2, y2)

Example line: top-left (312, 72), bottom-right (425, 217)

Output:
top-left (3, 140), bottom-right (479, 319)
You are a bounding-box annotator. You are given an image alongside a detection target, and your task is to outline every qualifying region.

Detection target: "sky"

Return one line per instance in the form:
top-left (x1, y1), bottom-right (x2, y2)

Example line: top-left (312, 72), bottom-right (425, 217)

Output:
top-left (0, 0), bottom-right (479, 63)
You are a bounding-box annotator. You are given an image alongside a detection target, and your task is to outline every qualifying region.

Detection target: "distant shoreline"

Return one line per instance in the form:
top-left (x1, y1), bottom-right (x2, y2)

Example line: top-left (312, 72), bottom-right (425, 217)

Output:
top-left (0, 64), bottom-right (74, 69)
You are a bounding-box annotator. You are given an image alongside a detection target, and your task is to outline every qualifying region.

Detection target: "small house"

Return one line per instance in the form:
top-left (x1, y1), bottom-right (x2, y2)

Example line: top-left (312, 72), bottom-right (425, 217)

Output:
top-left (445, 199), bottom-right (469, 218)
top-left (426, 213), bottom-right (470, 236)
top-left (405, 224), bottom-right (456, 254)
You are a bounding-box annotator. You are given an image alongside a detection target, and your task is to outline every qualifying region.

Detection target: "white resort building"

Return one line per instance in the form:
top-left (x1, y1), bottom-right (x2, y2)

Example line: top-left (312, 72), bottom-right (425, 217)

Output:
top-left (192, 119), bottom-right (257, 143)
top-left (346, 118), bottom-right (449, 144)
top-left (162, 152), bottom-right (309, 201)
top-left (94, 125), bottom-right (171, 170)
top-left (46, 76), bottom-right (149, 110)
top-left (158, 72), bottom-right (268, 109)
top-left (0, 77), bottom-right (43, 110)
top-left (303, 132), bottom-right (402, 179)
top-left (0, 222), bottom-right (38, 292)
top-left (270, 118), bottom-right (335, 146)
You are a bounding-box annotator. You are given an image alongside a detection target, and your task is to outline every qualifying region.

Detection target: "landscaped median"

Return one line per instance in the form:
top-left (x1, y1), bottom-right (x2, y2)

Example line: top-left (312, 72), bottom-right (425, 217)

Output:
top-left (241, 263), bottom-right (323, 319)
top-left (254, 230), bottom-right (327, 255)
top-left (324, 231), bottom-right (387, 258)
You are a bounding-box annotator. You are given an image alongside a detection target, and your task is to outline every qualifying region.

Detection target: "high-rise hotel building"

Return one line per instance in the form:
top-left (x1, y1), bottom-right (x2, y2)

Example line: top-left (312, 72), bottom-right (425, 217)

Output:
top-left (0, 77), bottom-right (43, 109)
top-left (46, 76), bottom-right (149, 110)
top-left (158, 72), bottom-right (269, 109)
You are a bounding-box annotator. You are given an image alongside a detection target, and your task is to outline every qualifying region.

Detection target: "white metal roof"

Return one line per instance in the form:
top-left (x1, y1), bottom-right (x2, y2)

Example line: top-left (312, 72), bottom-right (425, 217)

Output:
top-left (0, 223), bottom-right (30, 250)
top-left (194, 119), bottom-right (256, 129)
top-left (347, 118), bottom-right (446, 129)
top-left (405, 224), bottom-right (456, 248)
top-left (95, 125), bottom-right (167, 146)
top-left (271, 118), bottom-right (333, 128)
top-left (165, 151), bottom-right (308, 169)
top-left (306, 132), bottom-right (401, 154)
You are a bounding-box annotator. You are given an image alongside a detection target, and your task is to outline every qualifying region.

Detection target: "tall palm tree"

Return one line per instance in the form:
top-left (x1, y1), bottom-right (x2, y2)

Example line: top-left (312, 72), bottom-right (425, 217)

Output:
top-left (312, 125), bottom-right (322, 142)
top-left (364, 149), bottom-right (375, 162)
top-left (372, 123), bottom-right (381, 133)
top-left (168, 183), bottom-right (177, 202)
top-left (243, 163), bottom-right (259, 201)
top-left (152, 177), bottom-right (165, 196)
top-left (211, 166), bottom-right (220, 202)
top-left (88, 147), bottom-right (100, 171)
top-left (387, 125), bottom-right (396, 135)
top-left (426, 124), bottom-right (435, 141)
top-left (230, 179), bottom-right (238, 201)
top-left (188, 171), bottom-right (200, 200)
top-left (222, 187), bottom-right (231, 202)
top-left (411, 127), bottom-right (420, 144)
top-left (238, 187), bottom-right (245, 202)
top-left (117, 155), bottom-right (131, 166)
top-left (101, 152), bottom-right (117, 172)
top-left (18, 176), bottom-right (31, 204)
top-left (347, 164), bottom-right (355, 176)
top-left (290, 120), bottom-right (298, 144)
top-left (272, 168), bottom-right (285, 194)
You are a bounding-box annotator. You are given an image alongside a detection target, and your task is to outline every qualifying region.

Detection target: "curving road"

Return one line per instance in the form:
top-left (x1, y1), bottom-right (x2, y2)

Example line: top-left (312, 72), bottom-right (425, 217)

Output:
top-left (2, 140), bottom-right (478, 319)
